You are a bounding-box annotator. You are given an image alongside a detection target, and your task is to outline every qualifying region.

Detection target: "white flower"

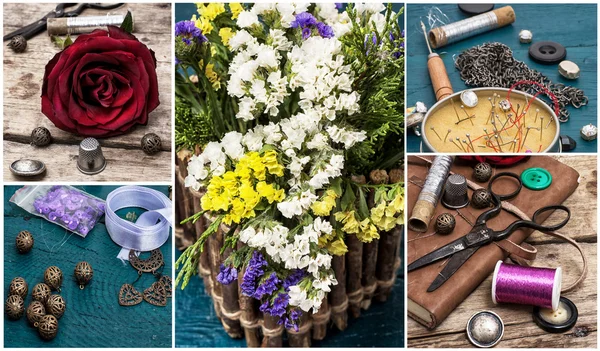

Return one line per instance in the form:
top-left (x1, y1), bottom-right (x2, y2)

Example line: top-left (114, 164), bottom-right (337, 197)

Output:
top-left (313, 218), bottom-right (333, 235)
top-left (237, 10), bottom-right (259, 28)
top-left (269, 29), bottom-right (293, 51)
top-left (289, 285), bottom-right (314, 312)
top-left (229, 30), bottom-right (255, 51)
top-left (239, 227), bottom-right (256, 244)
top-left (315, 253), bottom-right (332, 269)
top-left (242, 126), bottom-right (265, 151)
top-left (309, 171), bottom-right (331, 189)
top-left (306, 133), bottom-right (328, 150)
top-left (251, 3), bottom-right (276, 15)
top-left (221, 132), bottom-right (245, 160)
top-left (299, 190), bottom-right (318, 209)
top-left (370, 12), bottom-right (388, 33)
top-left (213, 165), bottom-right (226, 176)
top-left (277, 200), bottom-right (303, 218)
top-left (263, 123), bottom-right (283, 144)
top-left (184, 175), bottom-right (200, 190)
top-left (237, 97), bottom-right (256, 121)
top-left (203, 142), bottom-right (226, 171)
top-left (312, 273), bottom-right (337, 292)
top-left (256, 46), bottom-right (279, 68)
top-left (326, 125), bottom-right (367, 149)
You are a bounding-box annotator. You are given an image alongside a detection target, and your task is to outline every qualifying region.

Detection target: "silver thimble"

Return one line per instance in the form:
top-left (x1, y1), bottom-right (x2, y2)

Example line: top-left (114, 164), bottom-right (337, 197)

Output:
top-left (441, 174), bottom-right (469, 209)
top-left (77, 137), bottom-right (106, 175)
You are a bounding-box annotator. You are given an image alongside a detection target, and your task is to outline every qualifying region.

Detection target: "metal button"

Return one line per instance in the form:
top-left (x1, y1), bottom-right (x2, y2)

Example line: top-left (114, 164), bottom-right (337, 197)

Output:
top-left (461, 89), bottom-right (479, 107)
top-left (558, 60), bottom-right (580, 80)
top-left (519, 29), bottom-right (533, 43)
top-left (466, 311), bottom-right (504, 348)
top-left (580, 124), bottom-right (598, 141)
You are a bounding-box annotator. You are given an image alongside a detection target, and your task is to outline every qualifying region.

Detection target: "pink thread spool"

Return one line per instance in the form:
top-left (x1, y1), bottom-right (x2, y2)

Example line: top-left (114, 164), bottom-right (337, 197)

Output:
top-left (492, 260), bottom-right (562, 311)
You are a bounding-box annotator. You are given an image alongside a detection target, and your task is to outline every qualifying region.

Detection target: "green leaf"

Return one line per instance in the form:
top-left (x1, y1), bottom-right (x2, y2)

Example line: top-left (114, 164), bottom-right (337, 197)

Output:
top-left (331, 178), bottom-right (343, 196)
top-left (63, 35), bottom-right (73, 48)
top-left (357, 187), bottom-right (369, 220)
top-left (340, 182), bottom-right (356, 211)
top-left (51, 35), bottom-right (73, 50)
top-left (120, 10), bottom-right (134, 33)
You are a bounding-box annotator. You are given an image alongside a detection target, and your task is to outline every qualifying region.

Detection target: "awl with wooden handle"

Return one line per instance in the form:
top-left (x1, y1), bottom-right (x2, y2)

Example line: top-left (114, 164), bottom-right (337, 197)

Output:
top-left (421, 21), bottom-right (453, 101)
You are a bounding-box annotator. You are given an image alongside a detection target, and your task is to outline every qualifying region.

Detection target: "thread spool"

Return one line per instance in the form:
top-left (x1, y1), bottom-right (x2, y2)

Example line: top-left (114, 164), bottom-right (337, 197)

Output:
top-left (492, 261), bottom-right (561, 311)
top-left (47, 15), bottom-right (130, 36)
top-left (428, 6), bottom-right (516, 49)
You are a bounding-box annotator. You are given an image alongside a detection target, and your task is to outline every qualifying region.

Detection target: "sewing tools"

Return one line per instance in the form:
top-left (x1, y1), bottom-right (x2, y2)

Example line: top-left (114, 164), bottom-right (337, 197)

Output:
top-left (492, 261), bottom-right (561, 311)
top-left (408, 155), bottom-right (454, 233)
top-left (428, 6), bottom-right (516, 49)
top-left (47, 14), bottom-right (129, 36)
top-left (421, 21), bottom-right (453, 101)
top-left (408, 172), bottom-right (571, 292)
top-left (533, 297), bottom-right (578, 333)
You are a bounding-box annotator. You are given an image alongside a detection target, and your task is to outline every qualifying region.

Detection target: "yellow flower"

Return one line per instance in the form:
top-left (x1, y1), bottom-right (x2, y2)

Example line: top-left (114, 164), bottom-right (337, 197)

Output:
top-left (262, 150), bottom-right (284, 177)
top-left (204, 62), bottom-right (220, 90)
top-left (229, 3), bottom-right (243, 19)
top-left (357, 219), bottom-right (380, 243)
top-left (219, 28), bottom-right (235, 47)
top-left (328, 239), bottom-right (348, 256)
top-left (390, 192), bottom-right (404, 213)
top-left (256, 181), bottom-right (285, 204)
top-left (239, 181), bottom-right (260, 209)
top-left (311, 190), bottom-right (338, 216)
top-left (197, 3), bottom-right (225, 21)
top-left (335, 211), bottom-right (360, 234)
top-left (192, 14), bottom-right (213, 34)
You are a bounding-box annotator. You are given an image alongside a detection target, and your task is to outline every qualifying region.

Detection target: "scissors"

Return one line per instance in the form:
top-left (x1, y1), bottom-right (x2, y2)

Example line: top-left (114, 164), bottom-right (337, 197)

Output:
top-left (4, 3), bottom-right (124, 41)
top-left (408, 172), bottom-right (570, 292)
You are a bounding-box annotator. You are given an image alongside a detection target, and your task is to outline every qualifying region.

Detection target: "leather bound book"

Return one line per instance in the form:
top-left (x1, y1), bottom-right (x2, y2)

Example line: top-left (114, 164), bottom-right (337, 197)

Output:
top-left (407, 156), bottom-right (580, 329)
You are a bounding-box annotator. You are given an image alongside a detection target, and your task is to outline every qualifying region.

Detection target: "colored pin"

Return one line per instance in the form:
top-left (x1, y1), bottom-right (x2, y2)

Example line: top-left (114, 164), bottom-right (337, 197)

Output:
top-left (534, 108), bottom-right (539, 123)
top-left (431, 126), bottom-right (442, 140)
top-left (466, 134), bottom-right (475, 151)
top-left (540, 117), bottom-right (544, 141)
top-left (444, 129), bottom-right (451, 142)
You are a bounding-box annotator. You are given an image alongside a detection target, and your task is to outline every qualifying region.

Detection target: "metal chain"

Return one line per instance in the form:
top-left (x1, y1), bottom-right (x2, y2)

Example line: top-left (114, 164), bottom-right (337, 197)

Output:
top-left (455, 42), bottom-right (588, 122)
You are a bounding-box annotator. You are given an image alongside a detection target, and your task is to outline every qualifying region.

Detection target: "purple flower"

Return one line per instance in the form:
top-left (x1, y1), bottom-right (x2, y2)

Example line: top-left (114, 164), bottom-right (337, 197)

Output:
top-left (316, 22), bottom-right (334, 38)
top-left (302, 28), bottom-right (312, 40)
top-left (217, 264), bottom-right (238, 285)
top-left (291, 12), bottom-right (317, 29)
top-left (254, 272), bottom-right (281, 299)
top-left (241, 251), bottom-right (267, 296)
top-left (175, 20), bottom-right (207, 45)
top-left (269, 293), bottom-right (290, 317)
top-left (283, 269), bottom-right (306, 291)
top-left (281, 309), bottom-right (302, 332)
top-left (335, 3), bottom-right (343, 10)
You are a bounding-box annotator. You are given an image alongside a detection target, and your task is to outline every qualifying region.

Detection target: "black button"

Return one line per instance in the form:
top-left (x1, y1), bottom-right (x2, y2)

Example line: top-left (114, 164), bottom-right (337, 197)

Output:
top-left (529, 41), bottom-right (567, 65)
top-left (533, 297), bottom-right (578, 333)
top-left (458, 4), bottom-right (495, 15)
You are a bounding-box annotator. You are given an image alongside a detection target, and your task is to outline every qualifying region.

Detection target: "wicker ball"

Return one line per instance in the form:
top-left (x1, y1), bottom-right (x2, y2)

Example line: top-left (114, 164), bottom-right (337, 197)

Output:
top-left (46, 294), bottom-right (66, 319)
top-left (473, 162), bottom-right (493, 183)
top-left (141, 133), bottom-right (162, 155)
top-left (38, 314), bottom-right (59, 340)
top-left (435, 213), bottom-right (456, 235)
top-left (8, 35), bottom-right (27, 53)
top-left (5, 295), bottom-right (25, 320)
top-left (32, 283), bottom-right (51, 303)
top-left (9, 277), bottom-right (28, 298)
top-left (31, 127), bottom-right (52, 146)
top-left (16, 230), bottom-right (34, 253)
top-left (44, 266), bottom-right (63, 291)
top-left (27, 301), bottom-right (46, 327)
top-left (74, 261), bottom-right (94, 289)
top-left (472, 189), bottom-right (493, 209)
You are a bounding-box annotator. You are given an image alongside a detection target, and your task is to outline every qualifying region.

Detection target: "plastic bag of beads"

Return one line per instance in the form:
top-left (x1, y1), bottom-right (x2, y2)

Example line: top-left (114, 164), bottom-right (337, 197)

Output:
top-left (9, 185), bottom-right (105, 237)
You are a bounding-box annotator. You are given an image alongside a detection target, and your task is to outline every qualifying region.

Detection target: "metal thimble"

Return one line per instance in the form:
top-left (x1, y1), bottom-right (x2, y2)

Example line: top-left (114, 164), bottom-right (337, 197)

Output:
top-left (76, 138), bottom-right (106, 175)
top-left (441, 174), bottom-right (469, 209)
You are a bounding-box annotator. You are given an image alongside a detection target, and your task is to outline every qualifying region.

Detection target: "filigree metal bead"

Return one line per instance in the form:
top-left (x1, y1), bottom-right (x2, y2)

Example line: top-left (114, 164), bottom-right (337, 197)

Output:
top-left (44, 266), bottom-right (63, 291)
top-left (32, 283), bottom-right (51, 303)
top-left (5, 295), bottom-right (25, 320)
top-left (46, 294), bottom-right (66, 319)
top-left (472, 189), bottom-right (493, 209)
top-left (435, 213), bottom-right (456, 235)
top-left (9, 277), bottom-right (28, 298)
top-left (38, 314), bottom-right (59, 340)
top-left (8, 35), bottom-right (27, 53)
top-left (74, 261), bottom-right (94, 289)
top-left (31, 127), bottom-right (52, 146)
top-left (27, 301), bottom-right (46, 327)
top-left (16, 230), bottom-right (34, 253)
top-left (141, 133), bottom-right (162, 155)
top-left (473, 162), bottom-right (493, 183)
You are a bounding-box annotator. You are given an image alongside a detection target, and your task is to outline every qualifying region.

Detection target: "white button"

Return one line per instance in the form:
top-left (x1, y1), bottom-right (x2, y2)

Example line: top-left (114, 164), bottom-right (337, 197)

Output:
top-left (539, 301), bottom-right (571, 325)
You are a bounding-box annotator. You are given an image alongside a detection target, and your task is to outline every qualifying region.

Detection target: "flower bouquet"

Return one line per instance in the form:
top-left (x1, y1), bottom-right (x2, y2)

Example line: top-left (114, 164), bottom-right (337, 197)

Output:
top-left (174, 2), bottom-right (404, 346)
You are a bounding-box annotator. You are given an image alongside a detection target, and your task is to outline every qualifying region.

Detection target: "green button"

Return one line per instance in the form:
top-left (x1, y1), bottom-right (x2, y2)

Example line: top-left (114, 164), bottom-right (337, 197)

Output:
top-left (521, 168), bottom-right (552, 190)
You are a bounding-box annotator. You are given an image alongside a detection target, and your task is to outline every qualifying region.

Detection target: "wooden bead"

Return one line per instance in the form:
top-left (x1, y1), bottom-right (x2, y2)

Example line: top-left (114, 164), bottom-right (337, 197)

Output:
top-left (32, 283), bottom-right (51, 303)
top-left (38, 315), bottom-right (59, 340)
top-left (5, 295), bottom-right (25, 320)
top-left (27, 301), bottom-right (46, 327)
top-left (46, 294), bottom-right (66, 319)
top-left (44, 266), bottom-right (63, 291)
top-left (9, 277), bottom-right (28, 298)
top-left (16, 230), bottom-right (34, 253)
top-left (74, 261), bottom-right (94, 289)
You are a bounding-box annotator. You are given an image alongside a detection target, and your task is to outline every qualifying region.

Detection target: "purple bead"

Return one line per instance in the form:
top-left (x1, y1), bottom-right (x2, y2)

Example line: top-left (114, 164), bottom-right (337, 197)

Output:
top-left (88, 220), bottom-right (97, 228)
top-left (40, 205), bottom-right (51, 215)
top-left (78, 225), bottom-right (90, 236)
top-left (66, 202), bottom-right (81, 211)
top-left (74, 210), bottom-right (86, 220)
top-left (61, 214), bottom-right (72, 224)
top-left (67, 219), bottom-right (79, 230)
top-left (55, 207), bottom-right (65, 217)
top-left (97, 203), bottom-right (106, 212)
top-left (48, 212), bottom-right (59, 221)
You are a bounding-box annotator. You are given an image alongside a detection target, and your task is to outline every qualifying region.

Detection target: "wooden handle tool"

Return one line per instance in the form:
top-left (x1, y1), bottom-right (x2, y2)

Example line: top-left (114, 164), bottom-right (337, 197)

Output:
top-left (421, 21), bottom-right (453, 101)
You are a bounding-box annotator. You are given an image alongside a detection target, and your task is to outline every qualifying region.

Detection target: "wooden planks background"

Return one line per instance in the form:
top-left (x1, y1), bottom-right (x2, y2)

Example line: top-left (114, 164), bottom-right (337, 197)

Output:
top-left (408, 155), bottom-right (597, 348)
top-left (3, 3), bottom-right (172, 181)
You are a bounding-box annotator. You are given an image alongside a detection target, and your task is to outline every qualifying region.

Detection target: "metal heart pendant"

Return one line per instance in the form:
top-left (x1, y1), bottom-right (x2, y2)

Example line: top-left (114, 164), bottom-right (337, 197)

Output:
top-left (159, 275), bottom-right (172, 298)
top-left (129, 249), bottom-right (164, 274)
top-left (143, 281), bottom-right (167, 307)
top-left (118, 284), bottom-right (143, 306)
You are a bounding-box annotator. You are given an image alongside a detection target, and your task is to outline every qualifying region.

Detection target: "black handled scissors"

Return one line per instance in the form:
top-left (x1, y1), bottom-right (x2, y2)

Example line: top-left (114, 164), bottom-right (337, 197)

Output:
top-left (4, 3), bottom-right (124, 41)
top-left (408, 172), bottom-right (570, 292)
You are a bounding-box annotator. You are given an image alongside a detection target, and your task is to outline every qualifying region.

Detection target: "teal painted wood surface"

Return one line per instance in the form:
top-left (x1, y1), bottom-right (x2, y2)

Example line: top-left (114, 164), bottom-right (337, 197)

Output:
top-left (175, 249), bottom-right (404, 348)
top-left (4, 185), bottom-right (172, 348)
top-left (406, 3), bottom-right (597, 153)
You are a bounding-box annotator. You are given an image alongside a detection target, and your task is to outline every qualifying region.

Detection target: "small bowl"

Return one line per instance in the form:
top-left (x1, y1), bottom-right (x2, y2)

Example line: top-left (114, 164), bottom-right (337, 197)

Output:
top-left (10, 159), bottom-right (46, 177)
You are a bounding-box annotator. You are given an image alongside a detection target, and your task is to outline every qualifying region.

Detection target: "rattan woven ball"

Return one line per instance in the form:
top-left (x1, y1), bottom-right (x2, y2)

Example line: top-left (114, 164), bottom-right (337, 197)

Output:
top-left (32, 283), bottom-right (51, 303)
top-left (31, 127), bottom-right (52, 146)
top-left (5, 295), bottom-right (25, 320)
top-left (74, 261), bottom-right (94, 289)
top-left (44, 266), bottom-right (63, 291)
top-left (435, 213), bottom-right (456, 235)
top-left (27, 301), bottom-right (46, 327)
top-left (16, 230), bottom-right (34, 253)
top-left (46, 294), bottom-right (66, 319)
top-left (472, 188), bottom-right (493, 209)
top-left (38, 314), bottom-right (59, 340)
top-left (473, 162), bottom-right (493, 183)
top-left (9, 277), bottom-right (28, 298)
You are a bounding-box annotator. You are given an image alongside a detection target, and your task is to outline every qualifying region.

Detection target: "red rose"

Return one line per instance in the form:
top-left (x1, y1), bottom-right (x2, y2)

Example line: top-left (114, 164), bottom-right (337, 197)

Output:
top-left (41, 26), bottom-right (160, 137)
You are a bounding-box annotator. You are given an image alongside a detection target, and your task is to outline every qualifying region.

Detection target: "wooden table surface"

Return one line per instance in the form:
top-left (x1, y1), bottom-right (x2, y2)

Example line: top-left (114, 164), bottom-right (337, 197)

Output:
top-left (406, 4), bottom-right (598, 153)
top-left (407, 156), bottom-right (597, 348)
top-left (3, 185), bottom-right (172, 348)
top-left (3, 3), bottom-right (172, 181)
